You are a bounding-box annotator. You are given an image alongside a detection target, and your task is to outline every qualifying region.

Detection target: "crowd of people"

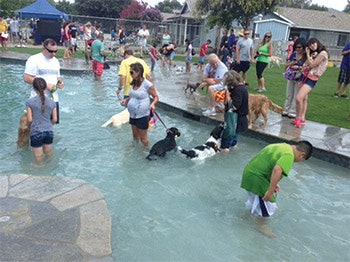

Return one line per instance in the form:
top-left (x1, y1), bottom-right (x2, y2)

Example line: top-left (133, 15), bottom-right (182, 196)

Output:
top-left (20, 38), bottom-right (315, 237)
top-left (13, 20), bottom-right (346, 134)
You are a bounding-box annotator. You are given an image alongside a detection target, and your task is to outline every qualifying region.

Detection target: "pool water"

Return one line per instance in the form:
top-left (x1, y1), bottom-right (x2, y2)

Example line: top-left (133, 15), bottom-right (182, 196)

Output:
top-left (0, 63), bottom-right (349, 261)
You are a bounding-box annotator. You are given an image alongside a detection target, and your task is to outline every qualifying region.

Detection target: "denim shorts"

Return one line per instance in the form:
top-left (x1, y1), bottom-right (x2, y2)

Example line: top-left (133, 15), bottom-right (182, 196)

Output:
top-left (300, 75), bottom-right (317, 88)
top-left (30, 131), bottom-right (54, 148)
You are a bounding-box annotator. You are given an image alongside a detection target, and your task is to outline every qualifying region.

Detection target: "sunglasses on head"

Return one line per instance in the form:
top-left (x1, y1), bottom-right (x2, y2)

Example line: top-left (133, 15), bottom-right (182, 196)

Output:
top-left (45, 47), bottom-right (58, 53)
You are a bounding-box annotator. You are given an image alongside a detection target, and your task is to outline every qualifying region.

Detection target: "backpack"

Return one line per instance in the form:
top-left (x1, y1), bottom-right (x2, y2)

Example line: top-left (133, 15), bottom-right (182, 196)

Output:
top-left (191, 48), bottom-right (196, 56)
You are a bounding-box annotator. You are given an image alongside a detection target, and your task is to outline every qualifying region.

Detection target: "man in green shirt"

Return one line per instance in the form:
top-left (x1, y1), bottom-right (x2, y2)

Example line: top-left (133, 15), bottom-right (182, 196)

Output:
top-left (91, 34), bottom-right (107, 81)
top-left (241, 140), bottom-right (313, 237)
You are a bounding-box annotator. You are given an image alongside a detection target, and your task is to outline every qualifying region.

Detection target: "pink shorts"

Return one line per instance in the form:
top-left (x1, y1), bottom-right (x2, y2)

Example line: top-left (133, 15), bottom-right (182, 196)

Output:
top-left (0, 36), bottom-right (8, 41)
top-left (92, 60), bottom-right (104, 76)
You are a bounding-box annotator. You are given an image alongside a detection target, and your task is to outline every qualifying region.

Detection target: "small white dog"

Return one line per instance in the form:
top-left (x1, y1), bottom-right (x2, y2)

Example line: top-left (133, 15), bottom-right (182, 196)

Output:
top-left (101, 108), bottom-right (130, 127)
top-left (178, 124), bottom-right (224, 160)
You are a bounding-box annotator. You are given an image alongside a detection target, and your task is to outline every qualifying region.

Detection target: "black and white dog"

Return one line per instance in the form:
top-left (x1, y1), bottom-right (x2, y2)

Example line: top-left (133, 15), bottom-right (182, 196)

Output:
top-left (146, 127), bottom-right (181, 160)
top-left (178, 124), bottom-right (224, 160)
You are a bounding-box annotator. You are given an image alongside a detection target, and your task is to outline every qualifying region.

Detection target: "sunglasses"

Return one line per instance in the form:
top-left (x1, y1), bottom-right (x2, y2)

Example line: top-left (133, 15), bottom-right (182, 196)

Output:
top-left (265, 35), bottom-right (271, 38)
top-left (45, 47), bottom-right (58, 53)
top-left (244, 33), bottom-right (250, 35)
top-left (296, 46), bottom-right (303, 49)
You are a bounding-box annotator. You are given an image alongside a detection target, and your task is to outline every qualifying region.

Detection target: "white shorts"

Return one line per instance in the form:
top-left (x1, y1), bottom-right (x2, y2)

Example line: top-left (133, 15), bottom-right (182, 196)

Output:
top-left (212, 83), bottom-right (225, 92)
top-left (245, 192), bottom-right (277, 217)
top-left (71, 38), bottom-right (77, 46)
top-left (139, 38), bottom-right (147, 47)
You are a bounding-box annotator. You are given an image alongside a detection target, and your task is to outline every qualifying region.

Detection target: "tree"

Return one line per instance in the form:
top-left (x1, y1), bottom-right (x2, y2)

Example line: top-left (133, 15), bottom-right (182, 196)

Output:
top-left (56, 0), bottom-right (76, 15)
top-left (0, 0), bottom-right (32, 18)
top-left (155, 0), bottom-right (182, 13)
top-left (119, 1), bottom-right (162, 32)
top-left (343, 0), bottom-right (350, 13)
top-left (195, 0), bottom-right (279, 29)
top-left (74, 0), bottom-right (131, 18)
top-left (119, 1), bottom-right (148, 21)
top-left (278, 0), bottom-right (312, 8)
top-left (140, 8), bottom-right (162, 23)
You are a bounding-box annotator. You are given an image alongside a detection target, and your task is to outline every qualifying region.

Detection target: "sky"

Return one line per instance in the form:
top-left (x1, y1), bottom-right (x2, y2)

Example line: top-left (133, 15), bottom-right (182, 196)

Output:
top-left (311, 0), bottom-right (348, 11)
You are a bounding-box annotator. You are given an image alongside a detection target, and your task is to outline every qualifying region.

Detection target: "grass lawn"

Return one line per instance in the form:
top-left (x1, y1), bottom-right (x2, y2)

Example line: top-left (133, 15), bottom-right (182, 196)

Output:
top-left (245, 64), bottom-right (349, 129)
top-left (6, 46), bottom-right (350, 129)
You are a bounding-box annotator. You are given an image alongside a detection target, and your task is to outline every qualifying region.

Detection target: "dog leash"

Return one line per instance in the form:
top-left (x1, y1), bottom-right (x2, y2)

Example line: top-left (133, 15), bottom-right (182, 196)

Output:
top-left (151, 109), bottom-right (168, 130)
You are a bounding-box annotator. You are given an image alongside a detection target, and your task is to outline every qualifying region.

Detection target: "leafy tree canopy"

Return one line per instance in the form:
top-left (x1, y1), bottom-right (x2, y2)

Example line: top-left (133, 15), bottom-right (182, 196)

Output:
top-left (74, 0), bottom-right (131, 18)
top-left (55, 0), bottom-right (76, 15)
top-left (0, 0), bottom-right (37, 18)
top-left (119, 1), bottom-right (162, 22)
top-left (155, 0), bottom-right (182, 13)
top-left (195, 0), bottom-right (279, 29)
top-left (343, 0), bottom-right (350, 13)
top-left (120, 1), bottom-right (148, 21)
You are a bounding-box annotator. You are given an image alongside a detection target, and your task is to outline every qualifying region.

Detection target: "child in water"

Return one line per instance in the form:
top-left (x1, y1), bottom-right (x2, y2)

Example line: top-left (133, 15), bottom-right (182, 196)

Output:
top-left (26, 77), bottom-right (57, 166)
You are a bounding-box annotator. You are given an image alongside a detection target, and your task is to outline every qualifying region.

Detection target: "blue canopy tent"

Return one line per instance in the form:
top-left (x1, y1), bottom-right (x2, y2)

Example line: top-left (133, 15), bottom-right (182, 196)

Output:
top-left (17, 0), bottom-right (69, 44)
top-left (17, 0), bottom-right (69, 20)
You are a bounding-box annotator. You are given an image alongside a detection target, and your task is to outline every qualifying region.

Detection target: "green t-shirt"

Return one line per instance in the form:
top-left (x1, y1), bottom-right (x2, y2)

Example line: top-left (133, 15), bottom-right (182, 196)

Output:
top-left (91, 39), bottom-right (105, 63)
top-left (257, 43), bottom-right (270, 63)
top-left (240, 143), bottom-right (294, 202)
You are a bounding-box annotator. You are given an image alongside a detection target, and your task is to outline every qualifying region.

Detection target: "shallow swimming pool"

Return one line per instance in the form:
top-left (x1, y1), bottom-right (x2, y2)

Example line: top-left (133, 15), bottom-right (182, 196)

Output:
top-left (0, 63), bottom-right (349, 261)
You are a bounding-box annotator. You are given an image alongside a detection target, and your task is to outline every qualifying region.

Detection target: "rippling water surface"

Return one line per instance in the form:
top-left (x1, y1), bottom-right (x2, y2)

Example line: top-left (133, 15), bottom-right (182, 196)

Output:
top-left (0, 63), bottom-right (349, 261)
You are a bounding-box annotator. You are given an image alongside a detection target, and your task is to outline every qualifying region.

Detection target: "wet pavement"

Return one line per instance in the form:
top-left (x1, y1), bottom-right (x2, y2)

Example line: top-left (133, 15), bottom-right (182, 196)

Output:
top-left (0, 175), bottom-right (112, 261)
top-left (0, 50), bottom-right (349, 261)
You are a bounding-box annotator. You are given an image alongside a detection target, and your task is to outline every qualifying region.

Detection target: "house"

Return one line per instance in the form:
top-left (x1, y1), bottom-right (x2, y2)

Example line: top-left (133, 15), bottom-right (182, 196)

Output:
top-left (254, 7), bottom-right (350, 60)
top-left (161, 2), bottom-right (349, 59)
top-left (161, 0), bottom-right (206, 47)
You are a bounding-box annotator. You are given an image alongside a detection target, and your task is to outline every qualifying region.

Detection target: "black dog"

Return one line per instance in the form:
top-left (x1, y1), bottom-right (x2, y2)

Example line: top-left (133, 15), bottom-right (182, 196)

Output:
top-left (146, 127), bottom-right (181, 160)
top-left (178, 124), bottom-right (224, 160)
top-left (184, 79), bottom-right (201, 94)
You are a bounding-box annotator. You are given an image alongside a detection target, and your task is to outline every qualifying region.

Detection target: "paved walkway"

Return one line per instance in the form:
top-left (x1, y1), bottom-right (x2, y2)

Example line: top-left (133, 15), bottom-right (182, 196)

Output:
top-left (0, 175), bottom-right (112, 261)
top-left (0, 50), bottom-right (349, 261)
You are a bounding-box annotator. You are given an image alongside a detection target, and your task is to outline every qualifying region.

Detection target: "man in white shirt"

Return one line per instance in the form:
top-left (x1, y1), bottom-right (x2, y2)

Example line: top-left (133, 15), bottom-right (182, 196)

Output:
top-left (137, 24), bottom-right (150, 58)
top-left (10, 17), bottom-right (20, 44)
top-left (24, 38), bottom-right (64, 123)
top-left (200, 54), bottom-right (228, 116)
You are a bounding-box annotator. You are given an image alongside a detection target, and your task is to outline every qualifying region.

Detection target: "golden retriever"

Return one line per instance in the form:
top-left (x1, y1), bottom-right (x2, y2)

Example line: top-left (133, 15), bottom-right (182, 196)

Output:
top-left (269, 56), bottom-right (283, 68)
top-left (248, 94), bottom-right (283, 128)
top-left (101, 108), bottom-right (130, 128)
top-left (17, 113), bottom-right (31, 148)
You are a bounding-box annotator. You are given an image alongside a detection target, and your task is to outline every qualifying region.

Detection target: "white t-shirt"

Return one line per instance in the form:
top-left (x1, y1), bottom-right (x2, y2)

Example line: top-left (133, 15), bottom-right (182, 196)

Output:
top-left (24, 52), bottom-right (61, 102)
top-left (138, 29), bottom-right (150, 46)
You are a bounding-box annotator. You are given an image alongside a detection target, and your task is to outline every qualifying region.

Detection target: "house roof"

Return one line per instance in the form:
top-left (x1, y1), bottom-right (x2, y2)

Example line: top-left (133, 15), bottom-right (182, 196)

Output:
top-left (275, 7), bottom-right (350, 33)
top-left (164, 0), bottom-right (199, 21)
top-left (180, 0), bottom-right (196, 14)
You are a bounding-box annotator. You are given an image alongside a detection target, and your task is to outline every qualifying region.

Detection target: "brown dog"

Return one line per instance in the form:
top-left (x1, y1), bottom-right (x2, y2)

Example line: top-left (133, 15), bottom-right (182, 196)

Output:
top-left (248, 94), bottom-right (283, 128)
top-left (17, 113), bottom-right (31, 148)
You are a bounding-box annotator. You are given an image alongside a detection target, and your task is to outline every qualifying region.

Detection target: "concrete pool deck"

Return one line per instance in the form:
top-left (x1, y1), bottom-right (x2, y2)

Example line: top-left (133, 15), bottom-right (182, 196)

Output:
top-left (0, 50), bottom-right (349, 260)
